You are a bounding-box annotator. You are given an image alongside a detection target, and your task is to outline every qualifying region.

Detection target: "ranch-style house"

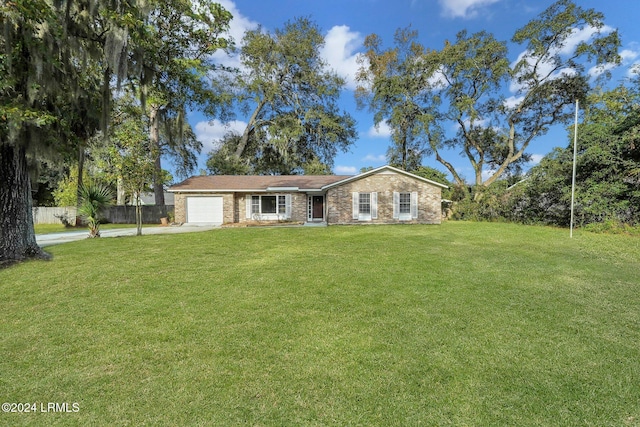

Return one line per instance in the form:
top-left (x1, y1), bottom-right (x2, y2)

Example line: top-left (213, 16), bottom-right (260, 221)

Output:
top-left (168, 165), bottom-right (448, 225)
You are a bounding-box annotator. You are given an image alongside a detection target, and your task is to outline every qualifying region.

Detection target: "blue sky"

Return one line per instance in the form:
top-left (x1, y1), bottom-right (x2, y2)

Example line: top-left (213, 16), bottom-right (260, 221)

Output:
top-left (183, 0), bottom-right (640, 180)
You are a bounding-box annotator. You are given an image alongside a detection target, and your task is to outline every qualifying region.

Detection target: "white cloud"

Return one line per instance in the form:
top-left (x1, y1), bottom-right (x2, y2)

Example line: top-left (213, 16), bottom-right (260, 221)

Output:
top-left (620, 48), bottom-right (640, 63)
top-left (367, 122), bottom-right (392, 138)
top-left (320, 25), bottom-right (364, 90)
top-left (588, 62), bottom-right (617, 78)
top-left (211, 7), bottom-right (365, 90)
top-left (529, 154), bottom-right (544, 165)
top-left (429, 66), bottom-right (450, 89)
top-left (481, 168), bottom-right (498, 181)
top-left (334, 165), bottom-right (357, 174)
top-left (558, 26), bottom-right (603, 55)
top-left (589, 49), bottom-right (640, 77)
top-left (362, 154), bottom-right (386, 163)
top-left (217, 0), bottom-right (258, 42)
top-left (565, 26), bottom-right (622, 78)
top-left (210, 0), bottom-right (260, 69)
top-left (503, 95), bottom-right (524, 109)
top-left (438, 0), bottom-right (501, 19)
top-left (509, 49), bottom-right (576, 94)
top-left (628, 63), bottom-right (640, 78)
top-left (510, 25), bottom-right (617, 93)
top-left (453, 117), bottom-right (489, 131)
top-left (561, 24), bottom-right (616, 57)
top-left (194, 119), bottom-right (247, 153)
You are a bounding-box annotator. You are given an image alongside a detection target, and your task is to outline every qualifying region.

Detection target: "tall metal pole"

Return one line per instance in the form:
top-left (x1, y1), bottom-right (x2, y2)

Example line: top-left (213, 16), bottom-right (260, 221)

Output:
top-left (570, 99), bottom-right (579, 238)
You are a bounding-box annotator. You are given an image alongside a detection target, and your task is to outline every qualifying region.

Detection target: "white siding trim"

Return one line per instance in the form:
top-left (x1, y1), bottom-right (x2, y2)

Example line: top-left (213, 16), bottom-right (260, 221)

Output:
top-left (393, 191), bottom-right (399, 219)
top-left (411, 191), bottom-right (418, 219)
top-left (352, 192), bottom-right (359, 220)
top-left (371, 192), bottom-right (378, 219)
top-left (285, 194), bottom-right (292, 219)
top-left (245, 196), bottom-right (252, 219)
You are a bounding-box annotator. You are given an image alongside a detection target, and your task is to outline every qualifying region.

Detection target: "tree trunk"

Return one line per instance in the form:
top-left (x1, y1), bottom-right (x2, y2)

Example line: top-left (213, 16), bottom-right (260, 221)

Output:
top-left (135, 192), bottom-right (142, 236)
top-left (0, 142), bottom-right (51, 265)
top-left (149, 105), bottom-right (165, 206)
top-left (116, 176), bottom-right (126, 205)
top-left (235, 98), bottom-right (266, 158)
top-left (473, 186), bottom-right (487, 202)
top-left (401, 132), bottom-right (408, 171)
top-left (435, 150), bottom-right (465, 187)
top-left (75, 143), bottom-right (85, 226)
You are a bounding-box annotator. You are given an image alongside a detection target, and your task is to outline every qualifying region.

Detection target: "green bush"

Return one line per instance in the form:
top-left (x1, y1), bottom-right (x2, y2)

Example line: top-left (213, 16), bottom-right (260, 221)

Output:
top-left (582, 218), bottom-right (640, 235)
top-left (451, 185), bottom-right (513, 222)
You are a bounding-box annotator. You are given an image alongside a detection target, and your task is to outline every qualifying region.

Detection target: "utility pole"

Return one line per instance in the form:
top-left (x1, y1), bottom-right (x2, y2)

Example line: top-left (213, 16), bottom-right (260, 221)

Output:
top-left (570, 99), bottom-right (579, 238)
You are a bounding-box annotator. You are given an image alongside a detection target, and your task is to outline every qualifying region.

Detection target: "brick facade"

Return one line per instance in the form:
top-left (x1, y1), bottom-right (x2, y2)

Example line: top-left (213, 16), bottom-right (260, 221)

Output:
top-left (171, 167), bottom-right (444, 226)
top-left (326, 171), bottom-right (442, 224)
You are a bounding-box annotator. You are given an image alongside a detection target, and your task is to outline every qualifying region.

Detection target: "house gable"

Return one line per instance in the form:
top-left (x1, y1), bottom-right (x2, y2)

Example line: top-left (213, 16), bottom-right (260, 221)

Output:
top-left (325, 166), bottom-right (445, 225)
top-left (322, 165), bottom-right (448, 191)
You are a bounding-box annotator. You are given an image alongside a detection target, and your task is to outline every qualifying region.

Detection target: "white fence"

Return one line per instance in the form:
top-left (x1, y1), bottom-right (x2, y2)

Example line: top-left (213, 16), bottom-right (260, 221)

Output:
top-left (32, 207), bottom-right (77, 225)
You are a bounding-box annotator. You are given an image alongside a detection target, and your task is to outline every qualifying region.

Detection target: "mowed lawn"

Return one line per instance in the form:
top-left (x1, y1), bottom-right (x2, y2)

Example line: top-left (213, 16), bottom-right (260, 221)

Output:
top-left (1, 222), bottom-right (639, 426)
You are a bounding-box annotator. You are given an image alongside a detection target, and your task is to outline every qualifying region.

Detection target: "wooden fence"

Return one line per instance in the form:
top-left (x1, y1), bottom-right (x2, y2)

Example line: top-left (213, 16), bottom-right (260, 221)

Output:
top-left (32, 206), bottom-right (174, 225)
top-left (32, 206), bottom-right (77, 225)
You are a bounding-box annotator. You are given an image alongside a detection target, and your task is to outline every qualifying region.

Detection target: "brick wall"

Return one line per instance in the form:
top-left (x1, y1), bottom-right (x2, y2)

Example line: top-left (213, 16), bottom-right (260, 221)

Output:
top-left (291, 194), bottom-right (308, 222)
top-left (174, 193), bottom-right (186, 223)
top-left (326, 171), bottom-right (442, 225)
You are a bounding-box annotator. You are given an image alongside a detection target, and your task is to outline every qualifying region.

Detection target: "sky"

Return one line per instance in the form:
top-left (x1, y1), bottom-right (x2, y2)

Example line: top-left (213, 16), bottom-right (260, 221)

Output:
top-left (183, 0), bottom-right (640, 180)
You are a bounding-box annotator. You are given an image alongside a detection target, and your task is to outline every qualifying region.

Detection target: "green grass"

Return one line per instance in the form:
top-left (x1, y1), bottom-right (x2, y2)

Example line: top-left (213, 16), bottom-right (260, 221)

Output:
top-left (34, 223), bottom-right (157, 235)
top-left (1, 222), bottom-right (639, 426)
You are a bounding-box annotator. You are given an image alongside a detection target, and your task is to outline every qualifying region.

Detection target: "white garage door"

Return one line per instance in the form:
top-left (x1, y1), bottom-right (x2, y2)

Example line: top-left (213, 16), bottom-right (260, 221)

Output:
top-left (186, 197), bottom-right (223, 223)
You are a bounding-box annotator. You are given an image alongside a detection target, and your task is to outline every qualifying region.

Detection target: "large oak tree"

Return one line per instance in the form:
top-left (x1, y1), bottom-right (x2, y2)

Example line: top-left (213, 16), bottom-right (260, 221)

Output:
top-left (1, 0), bottom-right (137, 264)
top-left (355, 27), bottom-right (437, 172)
top-left (208, 17), bottom-right (357, 175)
top-left (0, 0), bottom-right (231, 264)
top-left (357, 0), bottom-right (620, 199)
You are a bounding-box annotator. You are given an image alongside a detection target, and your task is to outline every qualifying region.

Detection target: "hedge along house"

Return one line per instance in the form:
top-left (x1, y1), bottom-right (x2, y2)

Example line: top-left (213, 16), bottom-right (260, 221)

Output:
top-left (168, 165), bottom-right (448, 225)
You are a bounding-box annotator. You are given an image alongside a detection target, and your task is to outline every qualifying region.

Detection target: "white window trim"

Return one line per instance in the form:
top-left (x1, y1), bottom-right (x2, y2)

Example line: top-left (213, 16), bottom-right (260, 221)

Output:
top-left (246, 194), bottom-right (292, 220)
top-left (393, 191), bottom-right (398, 219)
top-left (399, 192), bottom-right (411, 220)
top-left (394, 191), bottom-right (418, 220)
top-left (359, 193), bottom-right (371, 221)
top-left (308, 195), bottom-right (325, 221)
top-left (371, 192), bottom-right (378, 220)
top-left (352, 192), bottom-right (359, 220)
top-left (410, 191), bottom-right (418, 219)
top-left (352, 191), bottom-right (377, 221)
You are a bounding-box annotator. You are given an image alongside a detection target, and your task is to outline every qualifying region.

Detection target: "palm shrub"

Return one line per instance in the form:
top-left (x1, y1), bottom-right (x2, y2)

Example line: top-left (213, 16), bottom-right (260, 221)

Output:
top-left (78, 183), bottom-right (113, 238)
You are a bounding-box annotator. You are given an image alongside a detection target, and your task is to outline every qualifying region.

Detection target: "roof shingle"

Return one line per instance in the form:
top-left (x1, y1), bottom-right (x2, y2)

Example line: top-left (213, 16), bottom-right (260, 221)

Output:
top-left (169, 175), bottom-right (351, 192)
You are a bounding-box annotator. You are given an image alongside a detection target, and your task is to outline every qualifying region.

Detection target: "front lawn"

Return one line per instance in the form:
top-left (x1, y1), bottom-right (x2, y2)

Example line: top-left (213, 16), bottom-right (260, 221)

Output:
top-left (1, 223), bottom-right (639, 426)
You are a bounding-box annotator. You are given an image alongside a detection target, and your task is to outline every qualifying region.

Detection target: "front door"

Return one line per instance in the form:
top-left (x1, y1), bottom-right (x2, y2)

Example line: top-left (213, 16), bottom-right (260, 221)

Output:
top-left (312, 196), bottom-right (324, 220)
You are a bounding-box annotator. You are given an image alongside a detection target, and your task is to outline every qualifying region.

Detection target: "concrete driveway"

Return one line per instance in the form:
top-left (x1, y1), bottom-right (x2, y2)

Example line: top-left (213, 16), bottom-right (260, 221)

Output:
top-left (36, 224), bottom-right (219, 247)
